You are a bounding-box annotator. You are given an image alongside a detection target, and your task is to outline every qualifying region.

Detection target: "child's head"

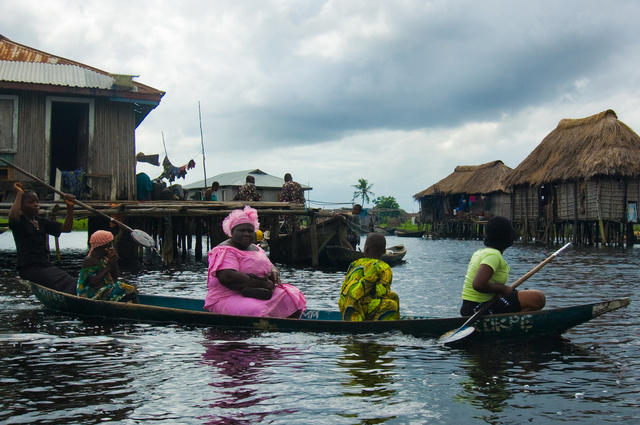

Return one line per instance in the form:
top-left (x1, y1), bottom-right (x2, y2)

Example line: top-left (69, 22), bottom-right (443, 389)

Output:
top-left (89, 230), bottom-right (115, 255)
top-left (484, 216), bottom-right (515, 252)
top-left (352, 204), bottom-right (362, 215)
top-left (363, 233), bottom-right (386, 259)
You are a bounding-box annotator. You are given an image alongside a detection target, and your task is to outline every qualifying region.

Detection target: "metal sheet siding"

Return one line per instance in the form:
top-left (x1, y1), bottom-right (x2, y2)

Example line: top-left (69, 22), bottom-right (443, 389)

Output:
top-left (0, 60), bottom-right (114, 89)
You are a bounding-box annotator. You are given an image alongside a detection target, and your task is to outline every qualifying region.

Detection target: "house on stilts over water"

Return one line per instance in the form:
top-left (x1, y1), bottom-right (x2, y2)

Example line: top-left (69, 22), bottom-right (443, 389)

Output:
top-left (413, 160), bottom-right (512, 239)
top-left (503, 109), bottom-right (640, 246)
top-left (0, 34), bottom-right (165, 201)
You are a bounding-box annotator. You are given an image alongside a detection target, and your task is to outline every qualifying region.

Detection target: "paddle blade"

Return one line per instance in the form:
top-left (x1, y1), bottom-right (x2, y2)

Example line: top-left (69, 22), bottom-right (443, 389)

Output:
top-left (131, 229), bottom-right (155, 248)
top-left (438, 326), bottom-right (475, 345)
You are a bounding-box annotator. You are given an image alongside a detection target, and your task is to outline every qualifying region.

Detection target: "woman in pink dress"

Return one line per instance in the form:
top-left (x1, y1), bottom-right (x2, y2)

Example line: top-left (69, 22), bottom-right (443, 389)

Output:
top-left (204, 205), bottom-right (306, 318)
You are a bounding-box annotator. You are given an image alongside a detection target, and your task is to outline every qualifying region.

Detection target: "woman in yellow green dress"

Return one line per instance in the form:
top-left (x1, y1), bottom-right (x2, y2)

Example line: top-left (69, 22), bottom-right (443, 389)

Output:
top-left (339, 233), bottom-right (399, 321)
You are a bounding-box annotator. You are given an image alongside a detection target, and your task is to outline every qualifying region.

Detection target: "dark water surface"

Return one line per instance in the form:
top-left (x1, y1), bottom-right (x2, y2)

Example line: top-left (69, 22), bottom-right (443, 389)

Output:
top-left (0, 232), bottom-right (638, 424)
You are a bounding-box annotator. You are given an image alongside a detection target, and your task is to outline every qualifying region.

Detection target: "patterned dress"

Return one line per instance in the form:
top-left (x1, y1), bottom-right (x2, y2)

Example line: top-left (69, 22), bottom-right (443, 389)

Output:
top-left (280, 181), bottom-right (305, 204)
top-left (339, 258), bottom-right (399, 321)
top-left (280, 181), bottom-right (305, 232)
top-left (233, 183), bottom-right (261, 201)
top-left (77, 259), bottom-right (138, 302)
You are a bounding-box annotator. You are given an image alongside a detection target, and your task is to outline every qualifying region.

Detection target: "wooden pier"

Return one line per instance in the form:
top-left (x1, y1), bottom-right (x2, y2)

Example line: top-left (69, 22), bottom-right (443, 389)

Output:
top-left (0, 200), bottom-right (342, 266)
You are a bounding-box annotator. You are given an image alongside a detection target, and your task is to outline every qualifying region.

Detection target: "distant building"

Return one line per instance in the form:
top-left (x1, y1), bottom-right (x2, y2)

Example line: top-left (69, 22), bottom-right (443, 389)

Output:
top-left (414, 160), bottom-right (513, 222)
top-left (184, 169), bottom-right (312, 202)
top-left (0, 34), bottom-right (164, 200)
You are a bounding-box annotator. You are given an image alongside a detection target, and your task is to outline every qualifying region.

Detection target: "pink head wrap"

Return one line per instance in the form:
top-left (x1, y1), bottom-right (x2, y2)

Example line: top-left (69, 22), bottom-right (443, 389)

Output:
top-left (222, 205), bottom-right (260, 237)
top-left (89, 230), bottom-right (114, 254)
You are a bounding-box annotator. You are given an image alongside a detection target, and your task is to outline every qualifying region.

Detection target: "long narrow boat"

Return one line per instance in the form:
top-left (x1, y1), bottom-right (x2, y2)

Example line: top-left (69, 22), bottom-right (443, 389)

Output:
top-left (394, 230), bottom-right (425, 238)
top-left (26, 282), bottom-right (630, 341)
top-left (325, 244), bottom-right (407, 268)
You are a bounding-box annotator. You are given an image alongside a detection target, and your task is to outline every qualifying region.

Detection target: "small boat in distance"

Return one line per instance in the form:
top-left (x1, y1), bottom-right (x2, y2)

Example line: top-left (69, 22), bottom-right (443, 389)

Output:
top-left (394, 230), bottom-right (425, 238)
top-left (23, 281), bottom-right (630, 342)
top-left (325, 244), bottom-right (407, 269)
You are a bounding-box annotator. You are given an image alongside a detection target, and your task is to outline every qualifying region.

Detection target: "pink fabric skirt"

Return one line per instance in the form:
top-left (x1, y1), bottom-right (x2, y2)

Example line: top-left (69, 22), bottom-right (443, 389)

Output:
top-left (204, 283), bottom-right (306, 318)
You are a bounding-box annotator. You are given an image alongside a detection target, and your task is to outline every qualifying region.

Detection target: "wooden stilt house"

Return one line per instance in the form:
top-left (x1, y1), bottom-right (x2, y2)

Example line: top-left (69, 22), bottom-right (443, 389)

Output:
top-left (0, 35), bottom-right (164, 201)
top-left (503, 109), bottom-right (640, 246)
top-left (413, 160), bottom-right (512, 238)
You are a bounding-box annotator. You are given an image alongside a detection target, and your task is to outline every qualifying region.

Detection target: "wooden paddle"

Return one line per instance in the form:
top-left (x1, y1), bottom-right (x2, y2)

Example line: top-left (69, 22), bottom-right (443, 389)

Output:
top-left (439, 242), bottom-right (571, 344)
top-left (0, 158), bottom-right (155, 248)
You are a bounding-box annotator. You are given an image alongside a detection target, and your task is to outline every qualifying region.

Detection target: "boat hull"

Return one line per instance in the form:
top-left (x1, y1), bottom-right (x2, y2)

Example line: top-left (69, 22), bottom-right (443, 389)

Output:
top-left (325, 244), bottom-right (407, 268)
top-left (269, 215), bottom-right (348, 265)
top-left (27, 282), bottom-right (630, 341)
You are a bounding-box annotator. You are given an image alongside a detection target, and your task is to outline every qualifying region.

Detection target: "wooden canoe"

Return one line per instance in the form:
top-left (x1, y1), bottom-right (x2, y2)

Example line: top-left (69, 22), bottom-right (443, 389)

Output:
top-left (325, 244), bottom-right (407, 268)
top-left (269, 215), bottom-right (349, 266)
top-left (394, 230), bottom-right (425, 238)
top-left (26, 281), bottom-right (630, 341)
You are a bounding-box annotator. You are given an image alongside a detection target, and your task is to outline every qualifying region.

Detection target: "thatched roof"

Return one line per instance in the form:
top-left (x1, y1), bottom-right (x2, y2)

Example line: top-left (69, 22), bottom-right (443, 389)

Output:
top-left (413, 160), bottom-right (512, 199)
top-left (504, 109), bottom-right (640, 187)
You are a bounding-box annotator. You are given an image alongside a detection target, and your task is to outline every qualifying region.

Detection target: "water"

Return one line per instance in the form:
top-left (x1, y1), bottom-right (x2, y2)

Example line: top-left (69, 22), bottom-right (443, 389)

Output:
top-left (0, 231), bottom-right (638, 424)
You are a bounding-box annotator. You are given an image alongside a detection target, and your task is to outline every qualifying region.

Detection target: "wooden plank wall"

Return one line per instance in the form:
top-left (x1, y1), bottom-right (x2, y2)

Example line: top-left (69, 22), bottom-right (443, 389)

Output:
top-left (512, 185), bottom-right (537, 222)
top-left (16, 91), bottom-right (47, 181)
top-left (92, 98), bottom-right (135, 200)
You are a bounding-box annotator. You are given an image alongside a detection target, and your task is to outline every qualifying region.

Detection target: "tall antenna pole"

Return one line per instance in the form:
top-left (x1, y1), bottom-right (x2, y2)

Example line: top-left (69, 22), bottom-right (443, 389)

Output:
top-left (198, 101), bottom-right (207, 188)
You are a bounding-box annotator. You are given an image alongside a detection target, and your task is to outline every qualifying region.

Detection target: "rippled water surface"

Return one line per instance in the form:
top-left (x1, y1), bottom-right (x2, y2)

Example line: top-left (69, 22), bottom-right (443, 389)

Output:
top-left (0, 231), bottom-right (638, 424)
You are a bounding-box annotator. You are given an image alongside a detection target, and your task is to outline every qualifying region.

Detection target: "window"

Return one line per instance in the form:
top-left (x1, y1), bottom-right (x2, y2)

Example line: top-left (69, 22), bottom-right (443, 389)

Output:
top-left (0, 95), bottom-right (18, 153)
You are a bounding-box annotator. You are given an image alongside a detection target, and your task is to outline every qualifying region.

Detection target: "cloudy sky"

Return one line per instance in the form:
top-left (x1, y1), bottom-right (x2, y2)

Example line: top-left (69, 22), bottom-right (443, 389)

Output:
top-left (3, 0), bottom-right (640, 211)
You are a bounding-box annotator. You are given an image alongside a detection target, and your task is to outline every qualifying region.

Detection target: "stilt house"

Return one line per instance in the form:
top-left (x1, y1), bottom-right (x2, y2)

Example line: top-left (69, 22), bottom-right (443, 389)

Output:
top-left (414, 160), bottom-right (513, 221)
top-left (0, 35), bottom-right (164, 200)
top-left (503, 109), bottom-right (640, 245)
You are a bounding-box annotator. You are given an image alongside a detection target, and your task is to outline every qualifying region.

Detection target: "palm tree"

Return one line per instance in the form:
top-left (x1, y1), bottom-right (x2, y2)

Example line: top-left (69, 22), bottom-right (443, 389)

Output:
top-left (351, 178), bottom-right (375, 205)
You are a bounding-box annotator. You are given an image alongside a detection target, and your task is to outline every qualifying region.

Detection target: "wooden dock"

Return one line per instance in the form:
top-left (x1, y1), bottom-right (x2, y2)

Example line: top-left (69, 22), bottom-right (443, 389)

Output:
top-left (0, 200), bottom-right (341, 266)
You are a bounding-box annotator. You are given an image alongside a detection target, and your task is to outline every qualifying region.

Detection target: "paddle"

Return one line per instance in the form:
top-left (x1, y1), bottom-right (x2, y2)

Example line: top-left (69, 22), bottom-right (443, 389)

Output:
top-left (0, 158), bottom-right (155, 248)
top-left (439, 242), bottom-right (571, 344)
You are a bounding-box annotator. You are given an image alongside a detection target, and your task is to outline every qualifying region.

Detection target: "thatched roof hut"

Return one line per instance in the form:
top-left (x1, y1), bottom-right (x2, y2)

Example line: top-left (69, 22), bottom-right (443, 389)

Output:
top-left (414, 160), bottom-right (512, 199)
top-left (504, 109), bottom-right (640, 187)
top-left (414, 160), bottom-right (513, 221)
top-left (504, 109), bottom-right (640, 246)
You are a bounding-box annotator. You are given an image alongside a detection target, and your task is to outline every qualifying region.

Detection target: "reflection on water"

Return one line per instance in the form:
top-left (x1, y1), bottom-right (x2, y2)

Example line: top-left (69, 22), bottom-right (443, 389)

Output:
top-left (199, 329), bottom-right (296, 424)
top-left (0, 231), bottom-right (638, 423)
top-left (337, 339), bottom-right (397, 424)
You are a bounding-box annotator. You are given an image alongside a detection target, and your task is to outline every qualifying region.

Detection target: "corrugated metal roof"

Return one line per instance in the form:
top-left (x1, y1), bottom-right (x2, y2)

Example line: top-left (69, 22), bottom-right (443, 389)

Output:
top-left (0, 60), bottom-right (117, 89)
top-left (184, 169), bottom-right (312, 190)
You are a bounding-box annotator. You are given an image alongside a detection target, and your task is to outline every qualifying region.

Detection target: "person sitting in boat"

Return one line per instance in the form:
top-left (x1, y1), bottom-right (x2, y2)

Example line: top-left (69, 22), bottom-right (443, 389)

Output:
top-left (8, 182), bottom-right (77, 295)
top-left (204, 205), bottom-right (306, 318)
top-left (77, 230), bottom-right (139, 303)
top-left (460, 216), bottom-right (546, 316)
top-left (339, 233), bottom-right (400, 321)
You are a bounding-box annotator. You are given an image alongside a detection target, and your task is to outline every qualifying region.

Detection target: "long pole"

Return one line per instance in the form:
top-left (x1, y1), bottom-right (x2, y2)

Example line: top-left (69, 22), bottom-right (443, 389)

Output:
top-left (198, 101), bottom-right (207, 188)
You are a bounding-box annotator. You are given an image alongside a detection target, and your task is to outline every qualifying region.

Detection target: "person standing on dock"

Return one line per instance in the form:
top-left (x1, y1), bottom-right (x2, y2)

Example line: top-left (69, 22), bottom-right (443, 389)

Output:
top-left (233, 175), bottom-right (261, 202)
top-left (8, 182), bottom-right (77, 294)
top-left (279, 173), bottom-right (305, 233)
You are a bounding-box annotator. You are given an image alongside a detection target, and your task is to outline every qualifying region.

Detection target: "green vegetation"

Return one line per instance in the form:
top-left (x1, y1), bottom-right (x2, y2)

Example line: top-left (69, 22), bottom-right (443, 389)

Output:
top-left (351, 178), bottom-right (375, 205)
top-left (372, 196), bottom-right (401, 221)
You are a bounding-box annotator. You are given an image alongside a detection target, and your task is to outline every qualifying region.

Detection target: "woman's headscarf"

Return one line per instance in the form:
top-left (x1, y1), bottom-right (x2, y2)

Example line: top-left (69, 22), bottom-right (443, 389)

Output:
top-left (222, 205), bottom-right (260, 237)
top-left (89, 230), bottom-right (114, 255)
